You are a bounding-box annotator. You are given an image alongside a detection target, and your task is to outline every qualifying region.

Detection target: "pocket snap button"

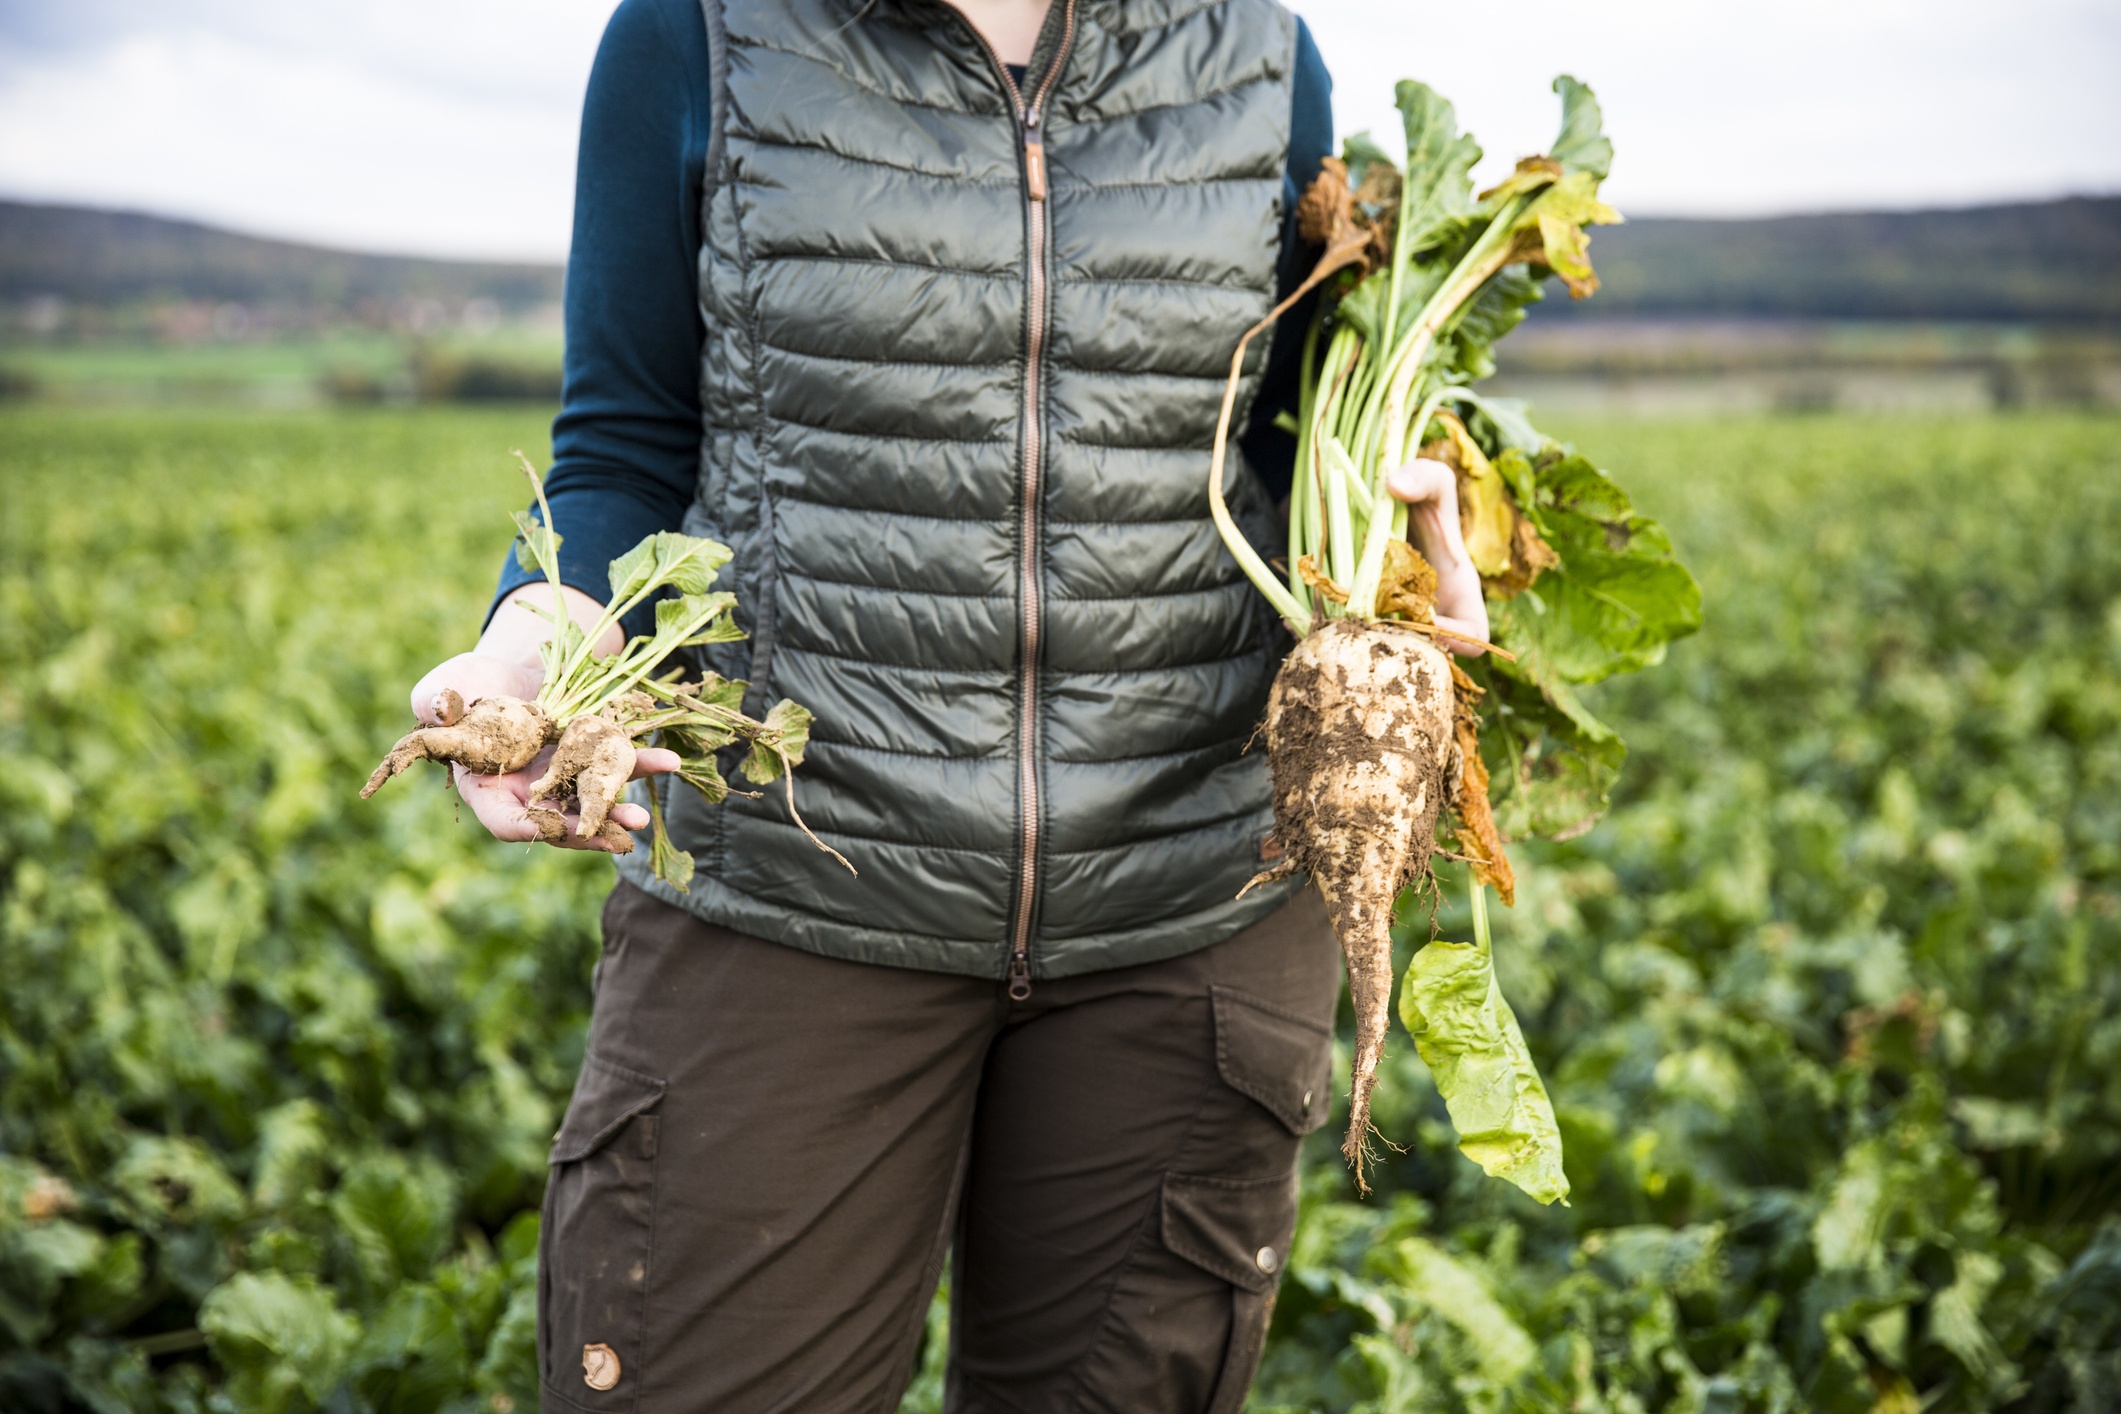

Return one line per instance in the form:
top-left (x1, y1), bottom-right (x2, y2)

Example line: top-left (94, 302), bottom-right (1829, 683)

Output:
top-left (1255, 1245), bottom-right (1281, 1275)
top-left (583, 1343), bottom-right (622, 1390)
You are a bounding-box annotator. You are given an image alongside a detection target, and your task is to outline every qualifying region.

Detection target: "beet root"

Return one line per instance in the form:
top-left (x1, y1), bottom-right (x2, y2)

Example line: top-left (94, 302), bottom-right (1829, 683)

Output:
top-left (362, 696), bottom-right (556, 798)
top-left (525, 804), bottom-right (636, 854)
top-left (1263, 618), bottom-right (1455, 1191)
top-left (526, 714), bottom-right (635, 839)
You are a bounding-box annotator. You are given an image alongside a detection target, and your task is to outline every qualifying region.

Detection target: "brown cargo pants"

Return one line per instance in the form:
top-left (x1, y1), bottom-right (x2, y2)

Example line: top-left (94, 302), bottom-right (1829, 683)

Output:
top-left (538, 880), bottom-right (1342, 1414)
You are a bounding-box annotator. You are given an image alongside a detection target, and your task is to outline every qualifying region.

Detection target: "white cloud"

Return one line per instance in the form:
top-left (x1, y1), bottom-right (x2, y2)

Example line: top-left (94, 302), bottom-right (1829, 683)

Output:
top-left (0, 0), bottom-right (608, 260)
top-left (1303, 0), bottom-right (2121, 216)
top-left (0, 0), bottom-right (2114, 261)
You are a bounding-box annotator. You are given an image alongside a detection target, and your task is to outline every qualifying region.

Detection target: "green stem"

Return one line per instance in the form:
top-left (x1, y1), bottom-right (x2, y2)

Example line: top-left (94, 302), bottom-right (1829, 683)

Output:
top-left (1347, 382), bottom-right (1455, 614)
top-left (1209, 482), bottom-right (1312, 634)
top-left (1304, 327), bottom-right (1361, 603)
top-left (1207, 333), bottom-right (1314, 633)
top-left (645, 774), bottom-right (673, 874)
top-left (1470, 873), bottom-right (1491, 955)
top-left (550, 584), bottom-right (660, 710)
top-left (1323, 436), bottom-right (1357, 596)
top-left (1363, 196), bottom-right (1533, 489)
top-left (519, 455), bottom-right (568, 636)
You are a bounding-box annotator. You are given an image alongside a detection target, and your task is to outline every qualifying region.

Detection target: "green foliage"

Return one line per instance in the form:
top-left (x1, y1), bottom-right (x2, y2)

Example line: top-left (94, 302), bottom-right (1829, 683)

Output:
top-left (1258, 413), bottom-right (2121, 1413)
top-left (1490, 449), bottom-right (1703, 687)
top-left (1476, 444), bottom-right (1704, 841)
top-left (4, 408), bottom-right (2120, 1411)
top-left (510, 461), bottom-right (744, 729)
top-left (1399, 889), bottom-right (1568, 1207)
top-left (0, 408), bottom-right (598, 1409)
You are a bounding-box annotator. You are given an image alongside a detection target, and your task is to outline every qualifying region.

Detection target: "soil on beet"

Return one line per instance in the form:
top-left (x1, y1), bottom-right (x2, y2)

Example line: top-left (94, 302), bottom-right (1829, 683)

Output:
top-left (528, 715), bottom-right (634, 838)
top-left (1265, 618), bottom-right (1455, 1189)
top-left (360, 696), bottom-right (556, 798)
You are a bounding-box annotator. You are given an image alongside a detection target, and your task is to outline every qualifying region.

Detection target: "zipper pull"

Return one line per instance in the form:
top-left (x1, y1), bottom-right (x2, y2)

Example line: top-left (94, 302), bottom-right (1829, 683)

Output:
top-left (1023, 107), bottom-right (1048, 202)
top-left (1006, 951), bottom-right (1033, 1001)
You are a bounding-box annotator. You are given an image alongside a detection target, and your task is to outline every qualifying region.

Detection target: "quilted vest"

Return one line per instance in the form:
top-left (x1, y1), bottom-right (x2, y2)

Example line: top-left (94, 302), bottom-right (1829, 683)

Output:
top-left (617, 0), bottom-right (1304, 980)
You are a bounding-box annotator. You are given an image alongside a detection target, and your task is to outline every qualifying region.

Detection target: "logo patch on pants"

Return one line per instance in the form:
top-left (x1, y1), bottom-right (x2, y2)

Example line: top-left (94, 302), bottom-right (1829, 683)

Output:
top-left (583, 1343), bottom-right (622, 1390)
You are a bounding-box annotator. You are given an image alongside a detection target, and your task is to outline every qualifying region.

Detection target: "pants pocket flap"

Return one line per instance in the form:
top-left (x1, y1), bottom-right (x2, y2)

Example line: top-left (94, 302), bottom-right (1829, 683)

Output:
top-left (1161, 1172), bottom-right (1294, 1294)
top-left (1211, 985), bottom-right (1333, 1136)
top-left (551, 1054), bottom-right (667, 1164)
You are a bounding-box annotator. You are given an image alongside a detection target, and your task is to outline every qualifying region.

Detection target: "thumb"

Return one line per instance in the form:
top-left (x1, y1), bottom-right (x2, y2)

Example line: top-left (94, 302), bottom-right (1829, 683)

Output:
top-left (411, 653), bottom-right (539, 725)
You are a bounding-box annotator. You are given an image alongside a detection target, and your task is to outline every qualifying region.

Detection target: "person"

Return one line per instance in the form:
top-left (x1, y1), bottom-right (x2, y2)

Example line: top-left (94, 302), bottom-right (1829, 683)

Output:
top-left (406, 0), bottom-right (1487, 1408)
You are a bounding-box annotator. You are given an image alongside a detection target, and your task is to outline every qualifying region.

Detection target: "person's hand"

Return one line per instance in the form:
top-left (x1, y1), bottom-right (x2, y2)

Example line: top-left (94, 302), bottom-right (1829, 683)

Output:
top-left (1386, 457), bottom-right (1490, 657)
top-left (404, 585), bottom-right (680, 851)
top-left (409, 651), bottom-right (540, 729)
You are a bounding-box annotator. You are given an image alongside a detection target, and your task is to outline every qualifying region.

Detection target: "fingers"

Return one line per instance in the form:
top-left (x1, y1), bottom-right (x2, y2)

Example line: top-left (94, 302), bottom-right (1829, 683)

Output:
top-left (630, 747), bottom-right (682, 779)
top-left (1386, 456), bottom-right (1456, 508)
top-left (455, 763), bottom-right (651, 855)
top-left (454, 745), bottom-right (661, 855)
top-left (1433, 615), bottom-right (1490, 659)
top-left (530, 804), bottom-right (641, 854)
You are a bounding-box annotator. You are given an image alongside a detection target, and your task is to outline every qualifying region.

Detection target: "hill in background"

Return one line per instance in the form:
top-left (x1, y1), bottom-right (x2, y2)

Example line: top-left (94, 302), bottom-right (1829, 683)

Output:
top-left (1549, 195), bottom-right (2121, 324)
top-left (5, 193), bottom-right (2118, 327)
top-left (0, 200), bottom-right (559, 316)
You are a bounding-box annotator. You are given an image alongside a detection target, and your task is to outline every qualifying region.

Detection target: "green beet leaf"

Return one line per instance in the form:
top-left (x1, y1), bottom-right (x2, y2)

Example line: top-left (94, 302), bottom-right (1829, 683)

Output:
top-left (675, 752), bottom-right (730, 803)
top-left (1547, 73), bottom-right (1614, 180)
top-left (1474, 665), bottom-right (1628, 840)
top-left (654, 588), bottom-right (738, 641)
top-left (650, 816), bottom-right (697, 892)
top-left (199, 1272), bottom-right (359, 1410)
top-left (607, 529), bottom-right (733, 603)
top-left (1393, 80), bottom-right (1484, 260)
top-left (1398, 936), bottom-right (1570, 1206)
top-left (508, 510), bottom-right (561, 577)
top-left (743, 698), bottom-right (815, 785)
top-left (1492, 450), bottom-right (1703, 686)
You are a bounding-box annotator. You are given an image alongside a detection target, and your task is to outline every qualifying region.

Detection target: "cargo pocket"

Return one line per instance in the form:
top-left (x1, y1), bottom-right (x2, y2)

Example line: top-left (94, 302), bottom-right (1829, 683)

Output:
top-left (1071, 988), bottom-right (1329, 1412)
top-left (1163, 1171), bottom-right (1300, 1414)
top-left (1071, 1169), bottom-right (1300, 1414)
top-left (539, 1054), bottom-right (665, 1413)
top-left (1212, 984), bottom-right (1334, 1137)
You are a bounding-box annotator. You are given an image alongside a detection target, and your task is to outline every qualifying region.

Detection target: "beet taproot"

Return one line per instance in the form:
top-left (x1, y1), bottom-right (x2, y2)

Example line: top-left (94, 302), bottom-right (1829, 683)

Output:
top-left (527, 714), bottom-right (635, 839)
top-left (1262, 619), bottom-right (1455, 1186)
top-left (360, 696), bottom-right (555, 799)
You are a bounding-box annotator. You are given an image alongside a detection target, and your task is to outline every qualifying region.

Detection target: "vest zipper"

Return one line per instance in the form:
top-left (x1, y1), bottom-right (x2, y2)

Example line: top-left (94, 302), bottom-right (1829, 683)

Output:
top-left (964, 2), bottom-right (1077, 1001)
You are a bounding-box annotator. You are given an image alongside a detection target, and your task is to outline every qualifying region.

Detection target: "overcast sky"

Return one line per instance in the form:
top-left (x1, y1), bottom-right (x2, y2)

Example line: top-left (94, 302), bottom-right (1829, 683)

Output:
top-left (0, 0), bottom-right (2115, 263)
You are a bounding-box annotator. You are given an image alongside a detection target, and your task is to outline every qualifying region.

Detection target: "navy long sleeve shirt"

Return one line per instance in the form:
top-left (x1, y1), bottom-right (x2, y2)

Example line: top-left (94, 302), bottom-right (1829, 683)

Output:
top-left (495, 0), bottom-right (1334, 637)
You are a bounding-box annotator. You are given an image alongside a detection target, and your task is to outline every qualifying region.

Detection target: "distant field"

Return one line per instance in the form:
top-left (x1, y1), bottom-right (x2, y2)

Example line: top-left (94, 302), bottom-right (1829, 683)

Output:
top-left (1492, 318), bottom-right (2121, 415)
top-left (2, 408), bottom-right (2118, 1410)
top-left (0, 329), bottom-right (563, 406)
top-left (8, 316), bottom-right (2116, 414)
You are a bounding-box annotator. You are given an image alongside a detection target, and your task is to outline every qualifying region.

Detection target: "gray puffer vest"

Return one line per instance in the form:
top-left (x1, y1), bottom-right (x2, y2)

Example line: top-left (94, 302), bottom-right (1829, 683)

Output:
top-left (618, 0), bottom-right (1304, 981)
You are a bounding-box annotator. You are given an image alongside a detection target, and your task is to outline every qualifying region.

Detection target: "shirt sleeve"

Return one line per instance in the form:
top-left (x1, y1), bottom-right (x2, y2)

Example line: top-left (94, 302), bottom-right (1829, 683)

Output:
top-left (1238, 16), bottom-right (1333, 505)
top-left (488, 0), bottom-right (712, 641)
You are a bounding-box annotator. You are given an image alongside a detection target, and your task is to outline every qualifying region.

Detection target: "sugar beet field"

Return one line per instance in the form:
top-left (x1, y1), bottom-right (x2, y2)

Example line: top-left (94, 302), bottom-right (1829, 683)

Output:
top-left (2, 406), bottom-right (2119, 1412)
